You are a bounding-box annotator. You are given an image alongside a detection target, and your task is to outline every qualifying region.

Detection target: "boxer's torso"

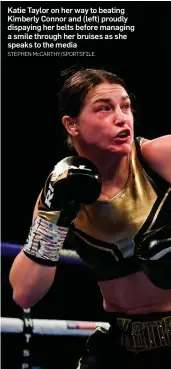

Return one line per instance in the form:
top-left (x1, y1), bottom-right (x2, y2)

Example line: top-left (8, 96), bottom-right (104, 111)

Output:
top-left (65, 138), bottom-right (171, 314)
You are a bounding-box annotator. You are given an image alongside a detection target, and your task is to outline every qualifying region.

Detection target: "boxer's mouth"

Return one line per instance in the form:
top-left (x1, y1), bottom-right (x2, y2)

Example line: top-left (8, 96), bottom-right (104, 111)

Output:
top-left (116, 129), bottom-right (130, 138)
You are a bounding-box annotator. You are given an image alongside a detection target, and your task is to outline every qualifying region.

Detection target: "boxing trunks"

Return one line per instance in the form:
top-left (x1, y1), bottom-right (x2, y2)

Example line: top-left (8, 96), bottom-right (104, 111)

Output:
top-left (77, 311), bottom-right (171, 369)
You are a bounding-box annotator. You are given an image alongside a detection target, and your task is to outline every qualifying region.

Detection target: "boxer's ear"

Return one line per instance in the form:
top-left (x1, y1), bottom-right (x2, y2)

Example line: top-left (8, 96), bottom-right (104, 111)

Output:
top-left (62, 116), bottom-right (79, 138)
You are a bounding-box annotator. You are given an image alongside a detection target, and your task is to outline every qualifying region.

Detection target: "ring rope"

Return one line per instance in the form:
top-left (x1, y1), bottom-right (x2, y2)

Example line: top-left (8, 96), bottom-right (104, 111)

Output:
top-left (1, 242), bottom-right (83, 264)
top-left (1, 317), bottom-right (110, 335)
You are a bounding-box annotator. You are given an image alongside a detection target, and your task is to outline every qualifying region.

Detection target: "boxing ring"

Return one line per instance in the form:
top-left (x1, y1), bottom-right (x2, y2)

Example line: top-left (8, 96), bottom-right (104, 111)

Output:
top-left (1, 242), bottom-right (109, 369)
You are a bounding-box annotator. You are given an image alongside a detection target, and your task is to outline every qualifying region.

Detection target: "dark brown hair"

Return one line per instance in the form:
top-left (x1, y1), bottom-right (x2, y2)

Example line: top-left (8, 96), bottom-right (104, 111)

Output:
top-left (58, 68), bottom-right (127, 148)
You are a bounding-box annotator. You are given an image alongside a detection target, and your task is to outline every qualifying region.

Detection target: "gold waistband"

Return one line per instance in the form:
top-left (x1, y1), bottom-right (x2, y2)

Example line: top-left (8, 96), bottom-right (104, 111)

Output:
top-left (114, 314), bottom-right (171, 353)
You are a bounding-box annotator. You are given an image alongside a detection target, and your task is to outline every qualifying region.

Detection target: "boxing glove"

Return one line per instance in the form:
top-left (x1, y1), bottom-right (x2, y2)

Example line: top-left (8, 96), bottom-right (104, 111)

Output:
top-left (23, 156), bottom-right (101, 266)
top-left (134, 223), bottom-right (171, 289)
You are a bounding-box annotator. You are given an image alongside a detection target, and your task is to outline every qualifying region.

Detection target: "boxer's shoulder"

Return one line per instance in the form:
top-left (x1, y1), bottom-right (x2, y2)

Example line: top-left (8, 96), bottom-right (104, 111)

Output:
top-left (140, 135), bottom-right (171, 183)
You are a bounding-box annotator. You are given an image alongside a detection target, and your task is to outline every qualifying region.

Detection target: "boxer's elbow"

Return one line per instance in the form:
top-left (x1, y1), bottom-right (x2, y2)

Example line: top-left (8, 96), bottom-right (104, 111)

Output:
top-left (10, 272), bottom-right (55, 308)
top-left (13, 290), bottom-right (33, 309)
top-left (12, 288), bottom-right (44, 309)
top-left (9, 250), bottom-right (56, 308)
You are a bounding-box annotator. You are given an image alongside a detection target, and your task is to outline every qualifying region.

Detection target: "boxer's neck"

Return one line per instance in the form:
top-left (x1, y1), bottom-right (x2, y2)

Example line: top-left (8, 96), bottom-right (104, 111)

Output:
top-left (77, 147), bottom-right (130, 187)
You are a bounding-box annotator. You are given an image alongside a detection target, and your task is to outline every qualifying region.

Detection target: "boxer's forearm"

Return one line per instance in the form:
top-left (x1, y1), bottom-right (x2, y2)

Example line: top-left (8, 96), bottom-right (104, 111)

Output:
top-left (9, 250), bottom-right (56, 309)
top-left (9, 156), bottom-right (101, 309)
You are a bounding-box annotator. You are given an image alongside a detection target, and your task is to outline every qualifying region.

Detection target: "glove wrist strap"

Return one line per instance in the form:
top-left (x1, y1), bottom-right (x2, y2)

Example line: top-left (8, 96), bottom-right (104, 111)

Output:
top-left (23, 216), bottom-right (68, 266)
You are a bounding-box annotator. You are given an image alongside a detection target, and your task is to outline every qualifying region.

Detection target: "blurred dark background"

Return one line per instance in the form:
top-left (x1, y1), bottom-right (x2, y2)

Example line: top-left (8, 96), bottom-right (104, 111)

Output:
top-left (1, 2), bottom-right (171, 368)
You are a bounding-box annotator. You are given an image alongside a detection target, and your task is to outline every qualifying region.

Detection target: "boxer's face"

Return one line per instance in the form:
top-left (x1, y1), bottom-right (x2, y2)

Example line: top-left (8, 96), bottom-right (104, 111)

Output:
top-left (74, 82), bottom-right (134, 155)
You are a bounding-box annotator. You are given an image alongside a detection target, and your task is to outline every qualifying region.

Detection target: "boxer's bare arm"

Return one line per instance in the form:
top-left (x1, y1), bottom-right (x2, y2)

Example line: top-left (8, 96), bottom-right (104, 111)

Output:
top-left (9, 192), bottom-right (57, 309)
top-left (9, 251), bottom-right (56, 309)
top-left (141, 135), bottom-right (171, 183)
top-left (9, 156), bottom-right (101, 309)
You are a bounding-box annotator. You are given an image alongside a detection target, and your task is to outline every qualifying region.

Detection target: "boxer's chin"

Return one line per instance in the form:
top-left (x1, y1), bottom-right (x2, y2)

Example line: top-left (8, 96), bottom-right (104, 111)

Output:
top-left (109, 137), bottom-right (133, 154)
